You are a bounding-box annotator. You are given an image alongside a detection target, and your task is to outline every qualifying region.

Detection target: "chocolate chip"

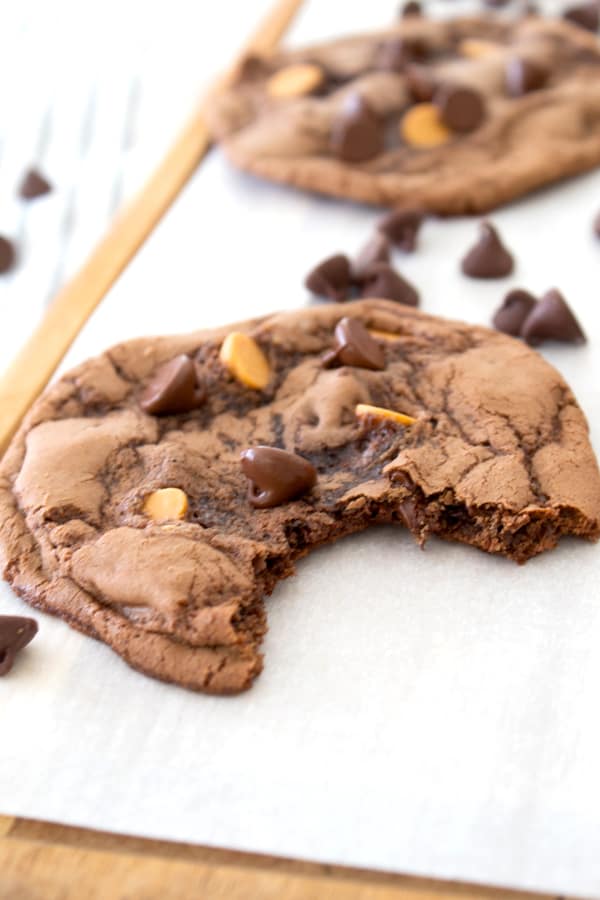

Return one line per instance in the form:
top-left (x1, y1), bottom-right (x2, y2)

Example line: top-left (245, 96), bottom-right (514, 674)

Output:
top-left (434, 84), bottom-right (485, 133)
top-left (140, 355), bottom-right (206, 415)
top-left (352, 234), bottom-right (391, 281)
top-left (376, 37), bottom-right (428, 72)
top-left (400, 0), bottom-right (422, 17)
top-left (377, 208), bottom-right (425, 252)
top-left (324, 316), bottom-right (386, 370)
top-left (237, 54), bottom-right (270, 82)
top-left (0, 236), bottom-right (17, 275)
top-left (305, 254), bottom-right (352, 301)
top-left (361, 262), bottom-right (419, 306)
top-left (240, 446), bottom-right (317, 509)
top-left (505, 57), bottom-right (547, 96)
top-left (330, 94), bottom-right (385, 163)
top-left (0, 616), bottom-right (38, 676)
top-left (563, 2), bottom-right (599, 32)
top-left (484, 0), bottom-right (511, 6)
top-left (492, 288), bottom-right (537, 336)
top-left (520, 289), bottom-right (586, 346)
top-left (18, 168), bottom-right (52, 200)
top-left (405, 65), bottom-right (436, 103)
top-left (461, 222), bottom-right (514, 279)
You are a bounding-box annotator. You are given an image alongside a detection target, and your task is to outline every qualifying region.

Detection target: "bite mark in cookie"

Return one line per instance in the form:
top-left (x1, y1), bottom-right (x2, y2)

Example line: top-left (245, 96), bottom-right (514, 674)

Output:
top-left (1, 300), bottom-right (599, 694)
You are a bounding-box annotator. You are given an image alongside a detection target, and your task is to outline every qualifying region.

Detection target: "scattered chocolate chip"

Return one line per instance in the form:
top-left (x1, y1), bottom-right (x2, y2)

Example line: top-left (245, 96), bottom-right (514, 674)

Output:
top-left (18, 168), bottom-right (52, 200)
top-left (0, 616), bottom-right (38, 676)
top-left (361, 262), bottom-right (419, 306)
top-left (434, 84), bottom-right (485, 133)
top-left (140, 355), bottom-right (206, 415)
top-left (376, 36), bottom-right (428, 72)
top-left (377, 208), bottom-right (425, 252)
top-left (240, 446), bottom-right (317, 508)
top-left (352, 234), bottom-right (391, 281)
top-left (492, 288), bottom-right (537, 336)
top-left (405, 65), bottom-right (436, 103)
top-left (0, 236), bottom-right (17, 275)
top-left (520, 289), bottom-right (586, 346)
top-left (505, 57), bottom-right (547, 96)
top-left (461, 222), bottom-right (514, 279)
top-left (330, 94), bottom-right (385, 163)
top-left (400, 0), bottom-right (422, 17)
top-left (324, 316), bottom-right (386, 370)
top-left (305, 253), bottom-right (352, 301)
top-left (563, 2), bottom-right (599, 32)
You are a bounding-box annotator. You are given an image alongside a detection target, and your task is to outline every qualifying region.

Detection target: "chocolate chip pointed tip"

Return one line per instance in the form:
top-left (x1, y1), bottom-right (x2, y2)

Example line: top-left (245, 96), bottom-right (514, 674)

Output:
top-left (240, 446), bottom-right (317, 508)
top-left (330, 316), bottom-right (387, 370)
top-left (493, 288), bottom-right (537, 336)
top-left (330, 94), bottom-right (384, 163)
top-left (361, 262), bottom-right (420, 307)
top-left (19, 168), bottom-right (53, 200)
top-left (461, 222), bottom-right (514, 279)
top-left (305, 253), bottom-right (352, 301)
top-left (520, 289), bottom-right (586, 346)
top-left (377, 208), bottom-right (425, 253)
top-left (0, 616), bottom-right (38, 676)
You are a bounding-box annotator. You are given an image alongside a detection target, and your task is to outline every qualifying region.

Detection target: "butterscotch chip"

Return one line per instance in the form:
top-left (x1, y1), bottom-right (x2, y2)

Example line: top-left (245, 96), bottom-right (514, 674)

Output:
top-left (400, 103), bottom-right (451, 148)
top-left (458, 38), bottom-right (503, 59)
top-left (267, 63), bottom-right (324, 98)
top-left (220, 332), bottom-right (271, 390)
top-left (144, 488), bottom-right (188, 521)
top-left (355, 403), bottom-right (417, 426)
top-left (368, 328), bottom-right (401, 341)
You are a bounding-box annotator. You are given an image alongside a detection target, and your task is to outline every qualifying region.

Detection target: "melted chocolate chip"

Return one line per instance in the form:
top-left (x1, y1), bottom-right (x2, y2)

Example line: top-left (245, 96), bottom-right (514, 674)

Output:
top-left (330, 94), bottom-right (385, 163)
top-left (493, 288), bottom-right (537, 336)
top-left (376, 37), bottom-right (428, 72)
top-left (19, 168), bottom-right (53, 200)
top-left (305, 254), bottom-right (352, 301)
top-left (505, 57), bottom-right (548, 96)
top-left (240, 446), bottom-right (317, 509)
top-left (563, 2), bottom-right (599, 32)
top-left (140, 355), bottom-right (206, 415)
top-left (361, 262), bottom-right (419, 306)
top-left (377, 208), bottom-right (425, 252)
top-left (520, 289), bottom-right (586, 345)
top-left (352, 234), bottom-right (391, 281)
top-left (0, 236), bottom-right (17, 275)
top-left (0, 616), bottom-right (38, 676)
top-left (461, 222), bottom-right (514, 279)
top-left (324, 316), bottom-right (386, 370)
top-left (434, 84), bottom-right (485, 133)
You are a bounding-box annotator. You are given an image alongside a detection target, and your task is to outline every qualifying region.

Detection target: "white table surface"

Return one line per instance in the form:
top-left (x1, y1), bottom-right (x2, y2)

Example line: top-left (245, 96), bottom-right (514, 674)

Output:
top-left (3, 2), bottom-right (600, 898)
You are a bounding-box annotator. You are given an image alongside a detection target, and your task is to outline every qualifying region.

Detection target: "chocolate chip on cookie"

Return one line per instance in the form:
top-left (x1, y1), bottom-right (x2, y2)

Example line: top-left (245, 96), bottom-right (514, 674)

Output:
top-left (305, 253), bottom-right (352, 301)
top-left (323, 316), bottom-right (386, 370)
top-left (563, 2), bottom-right (599, 32)
top-left (493, 289), bottom-right (537, 336)
top-left (140, 355), bottom-right (206, 415)
top-left (330, 94), bottom-right (385, 163)
top-left (0, 236), bottom-right (17, 275)
top-left (0, 616), bottom-right (38, 676)
top-left (461, 222), bottom-right (514, 279)
top-left (505, 57), bottom-right (548, 96)
top-left (434, 84), bottom-right (485, 133)
top-left (352, 234), bottom-right (391, 281)
top-left (361, 262), bottom-right (419, 306)
top-left (520, 289), bottom-right (586, 346)
top-left (240, 447), bottom-right (317, 508)
top-left (377, 208), bottom-right (425, 253)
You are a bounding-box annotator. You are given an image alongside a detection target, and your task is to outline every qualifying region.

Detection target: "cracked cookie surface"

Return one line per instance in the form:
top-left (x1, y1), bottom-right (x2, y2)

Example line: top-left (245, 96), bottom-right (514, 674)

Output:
top-left (208, 16), bottom-right (600, 213)
top-left (1, 299), bottom-right (599, 693)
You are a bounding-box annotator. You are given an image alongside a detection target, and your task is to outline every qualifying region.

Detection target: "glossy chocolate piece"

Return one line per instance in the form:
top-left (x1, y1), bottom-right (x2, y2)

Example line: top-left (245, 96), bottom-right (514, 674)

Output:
top-left (493, 288), bottom-right (537, 336)
top-left (361, 262), bottom-right (419, 306)
top-left (434, 84), bottom-right (485, 133)
top-left (330, 94), bottom-right (385, 164)
top-left (461, 222), bottom-right (514, 279)
top-left (305, 253), bottom-right (352, 301)
top-left (377, 208), bottom-right (425, 252)
top-left (0, 616), bottom-right (38, 676)
top-left (520, 289), bottom-right (586, 345)
top-left (140, 355), bottom-right (206, 416)
top-left (240, 446), bottom-right (317, 508)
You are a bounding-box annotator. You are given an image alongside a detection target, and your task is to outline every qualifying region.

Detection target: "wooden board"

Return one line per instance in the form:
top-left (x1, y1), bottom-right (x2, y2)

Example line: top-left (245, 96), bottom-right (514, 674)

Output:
top-left (0, 816), bottom-right (557, 900)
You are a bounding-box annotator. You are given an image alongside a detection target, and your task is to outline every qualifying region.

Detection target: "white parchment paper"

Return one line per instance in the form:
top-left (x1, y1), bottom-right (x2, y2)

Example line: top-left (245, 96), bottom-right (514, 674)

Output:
top-left (3, 1), bottom-right (600, 895)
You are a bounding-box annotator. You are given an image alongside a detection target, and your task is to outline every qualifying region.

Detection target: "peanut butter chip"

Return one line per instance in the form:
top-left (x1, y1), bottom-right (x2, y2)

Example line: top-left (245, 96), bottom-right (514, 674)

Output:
top-left (458, 39), bottom-right (503, 59)
top-left (400, 103), bottom-right (451, 148)
top-left (267, 63), bottom-right (324, 98)
top-left (144, 488), bottom-right (188, 521)
top-left (219, 332), bottom-right (271, 390)
top-left (368, 328), bottom-right (401, 341)
top-left (355, 403), bottom-right (417, 426)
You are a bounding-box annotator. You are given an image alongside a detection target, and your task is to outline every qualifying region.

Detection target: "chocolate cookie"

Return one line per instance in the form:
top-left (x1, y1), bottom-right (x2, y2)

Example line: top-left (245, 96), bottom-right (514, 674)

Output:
top-left (207, 17), bottom-right (600, 214)
top-left (1, 300), bottom-right (599, 694)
